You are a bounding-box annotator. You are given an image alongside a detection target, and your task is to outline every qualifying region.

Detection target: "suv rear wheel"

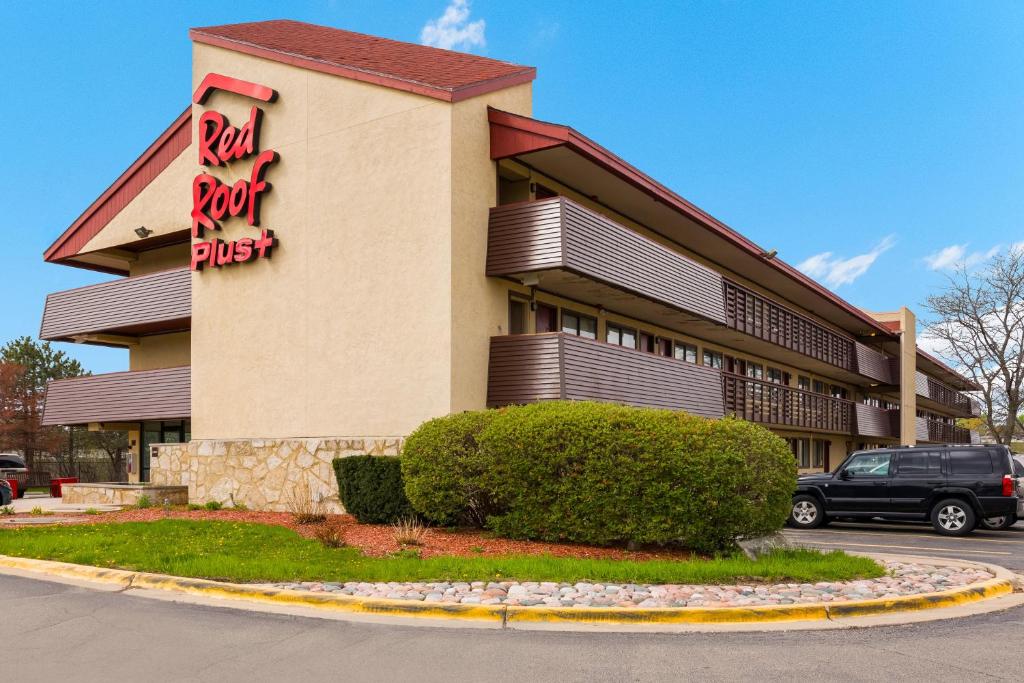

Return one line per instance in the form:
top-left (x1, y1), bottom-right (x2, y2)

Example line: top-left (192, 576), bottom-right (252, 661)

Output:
top-left (789, 495), bottom-right (827, 529)
top-left (931, 498), bottom-right (976, 536)
top-left (981, 514), bottom-right (1017, 530)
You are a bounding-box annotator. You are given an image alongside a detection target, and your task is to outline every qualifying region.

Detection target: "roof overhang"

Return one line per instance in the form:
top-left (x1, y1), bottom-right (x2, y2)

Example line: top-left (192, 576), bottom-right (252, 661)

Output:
top-left (488, 107), bottom-right (900, 342)
top-left (42, 107), bottom-right (192, 274)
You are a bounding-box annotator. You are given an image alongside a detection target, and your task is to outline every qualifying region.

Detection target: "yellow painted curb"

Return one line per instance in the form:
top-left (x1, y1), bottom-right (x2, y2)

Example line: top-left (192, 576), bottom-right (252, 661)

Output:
top-left (0, 554), bottom-right (1013, 625)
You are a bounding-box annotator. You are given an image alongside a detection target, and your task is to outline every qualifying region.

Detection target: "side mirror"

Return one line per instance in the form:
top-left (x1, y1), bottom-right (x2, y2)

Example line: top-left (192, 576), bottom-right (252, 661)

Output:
top-left (839, 469), bottom-right (854, 480)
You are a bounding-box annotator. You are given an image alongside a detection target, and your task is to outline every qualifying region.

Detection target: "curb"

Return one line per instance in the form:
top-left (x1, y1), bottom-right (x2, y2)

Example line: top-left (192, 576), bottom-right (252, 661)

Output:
top-left (0, 553), bottom-right (1015, 626)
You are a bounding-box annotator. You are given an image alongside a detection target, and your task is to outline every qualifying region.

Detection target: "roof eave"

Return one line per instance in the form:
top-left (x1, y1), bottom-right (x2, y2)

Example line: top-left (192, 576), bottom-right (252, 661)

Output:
top-left (488, 107), bottom-right (898, 341)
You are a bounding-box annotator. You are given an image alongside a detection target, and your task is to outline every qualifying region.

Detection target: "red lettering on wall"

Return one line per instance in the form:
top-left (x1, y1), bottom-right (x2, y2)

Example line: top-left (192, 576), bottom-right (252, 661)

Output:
top-left (191, 75), bottom-right (279, 272)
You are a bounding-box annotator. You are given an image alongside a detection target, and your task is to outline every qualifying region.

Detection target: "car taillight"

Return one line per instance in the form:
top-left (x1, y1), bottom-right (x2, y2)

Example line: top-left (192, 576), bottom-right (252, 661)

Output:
top-left (1002, 475), bottom-right (1014, 496)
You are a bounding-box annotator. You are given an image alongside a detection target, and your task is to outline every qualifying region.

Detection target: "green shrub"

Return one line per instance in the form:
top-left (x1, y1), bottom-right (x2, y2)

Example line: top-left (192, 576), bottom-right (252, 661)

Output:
top-left (334, 455), bottom-right (414, 524)
top-left (400, 410), bottom-right (500, 526)
top-left (135, 495), bottom-right (152, 510)
top-left (400, 401), bottom-right (796, 553)
top-left (204, 500), bottom-right (223, 511)
top-left (478, 402), bottom-right (795, 552)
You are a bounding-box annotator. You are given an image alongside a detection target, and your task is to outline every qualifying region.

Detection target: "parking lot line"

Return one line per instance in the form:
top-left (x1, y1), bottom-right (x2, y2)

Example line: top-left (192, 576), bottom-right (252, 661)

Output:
top-left (783, 529), bottom-right (1024, 545)
top-left (789, 540), bottom-right (1012, 556)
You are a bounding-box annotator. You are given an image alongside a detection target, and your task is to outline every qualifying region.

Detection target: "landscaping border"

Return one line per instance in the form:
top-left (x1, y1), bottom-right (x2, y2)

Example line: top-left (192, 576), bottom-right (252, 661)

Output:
top-left (0, 552), bottom-right (1015, 626)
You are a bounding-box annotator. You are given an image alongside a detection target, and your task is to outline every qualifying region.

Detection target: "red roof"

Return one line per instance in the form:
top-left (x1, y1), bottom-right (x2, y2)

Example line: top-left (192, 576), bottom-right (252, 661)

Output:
top-left (190, 20), bottom-right (535, 103)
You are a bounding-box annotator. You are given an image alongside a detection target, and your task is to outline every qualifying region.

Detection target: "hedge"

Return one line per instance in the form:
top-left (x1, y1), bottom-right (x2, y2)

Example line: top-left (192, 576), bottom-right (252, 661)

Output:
top-left (401, 401), bottom-right (795, 552)
top-left (333, 455), bottom-right (414, 524)
top-left (400, 410), bottom-right (500, 526)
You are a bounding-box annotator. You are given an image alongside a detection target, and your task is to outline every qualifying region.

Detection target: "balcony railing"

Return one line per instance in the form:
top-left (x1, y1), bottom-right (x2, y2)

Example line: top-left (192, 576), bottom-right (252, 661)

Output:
top-left (722, 280), bottom-right (895, 383)
top-left (40, 267), bottom-right (190, 343)
top-left (915, 416), bottom-right (972, 444)
top-left (722, 372), bottom-right (853, 433)
top-left (487, 333), bottom-right (725, 417)
top-left (915, 372), bottom-right (974, 416)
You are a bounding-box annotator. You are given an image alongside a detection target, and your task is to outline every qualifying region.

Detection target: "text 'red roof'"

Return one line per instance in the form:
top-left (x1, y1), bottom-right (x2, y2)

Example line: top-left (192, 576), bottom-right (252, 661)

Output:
top-left (190, 20), bottom-right (536, 102)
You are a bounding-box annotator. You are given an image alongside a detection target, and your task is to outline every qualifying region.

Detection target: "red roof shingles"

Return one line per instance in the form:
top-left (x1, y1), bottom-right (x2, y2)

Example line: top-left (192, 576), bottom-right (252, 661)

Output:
top-left (190, 19), bottom-right (536, 102)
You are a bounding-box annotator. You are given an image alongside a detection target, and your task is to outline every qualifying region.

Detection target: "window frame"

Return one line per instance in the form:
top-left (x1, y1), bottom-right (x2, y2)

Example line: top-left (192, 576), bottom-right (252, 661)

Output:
top-left (561, 309), bottom-right (597, 340)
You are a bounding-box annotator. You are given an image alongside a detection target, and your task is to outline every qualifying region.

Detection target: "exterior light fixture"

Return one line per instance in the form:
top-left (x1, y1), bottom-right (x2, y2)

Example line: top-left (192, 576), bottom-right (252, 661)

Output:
top-left (762, 249), bottom-right (778, 260)
top-left (135, 226), bottom-right (153, 238)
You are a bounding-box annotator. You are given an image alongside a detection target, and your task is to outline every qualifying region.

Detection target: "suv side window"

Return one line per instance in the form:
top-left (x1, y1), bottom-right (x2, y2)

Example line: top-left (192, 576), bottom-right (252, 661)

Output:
top-left (843, 452), bottom-right (892, 476)
top-left (897, 451), bottom-right (941, 475)
top-left (948, 449), bottom-right (994, 475)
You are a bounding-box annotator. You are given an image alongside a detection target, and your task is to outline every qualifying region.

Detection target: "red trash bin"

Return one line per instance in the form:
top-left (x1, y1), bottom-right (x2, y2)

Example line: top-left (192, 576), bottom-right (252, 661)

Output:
top-left (5, 478), bottom-right (17, 500)
top-left (50, 477), bottom-right (78, 498)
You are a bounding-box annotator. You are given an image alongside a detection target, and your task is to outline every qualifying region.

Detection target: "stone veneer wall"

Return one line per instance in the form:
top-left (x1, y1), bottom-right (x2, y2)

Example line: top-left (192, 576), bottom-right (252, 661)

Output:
top-left (151, 437), bottom-right (403, 512)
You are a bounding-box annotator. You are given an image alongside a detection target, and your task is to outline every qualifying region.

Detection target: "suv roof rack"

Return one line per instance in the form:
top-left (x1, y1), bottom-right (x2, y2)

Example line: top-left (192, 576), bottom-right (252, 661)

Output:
top-left (887, 443), bottom-right (990, 449)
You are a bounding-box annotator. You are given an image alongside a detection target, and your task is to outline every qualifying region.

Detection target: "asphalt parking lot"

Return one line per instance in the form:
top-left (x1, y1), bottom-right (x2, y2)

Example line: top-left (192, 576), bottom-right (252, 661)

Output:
top-left (783, 520), bottom-right (1024, 571)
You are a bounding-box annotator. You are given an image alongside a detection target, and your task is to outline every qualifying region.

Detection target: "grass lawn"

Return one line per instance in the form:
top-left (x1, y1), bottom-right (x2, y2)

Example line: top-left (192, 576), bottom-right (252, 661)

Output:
top-left (0, 519), bottom-right (883, 585)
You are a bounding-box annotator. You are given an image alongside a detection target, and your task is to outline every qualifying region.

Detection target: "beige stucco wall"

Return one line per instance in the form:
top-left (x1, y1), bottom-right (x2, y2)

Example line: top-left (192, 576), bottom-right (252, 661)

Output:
top-left (449, 85), bottom-right (532, 412)
top-left (188, 45), bottom-right (532, 440)
top-left (870, 308), bottom-right (918, 445)
top-left (80, 147), bottom-right (194, 254)
top-left (129, 331), bottom-right (190, 371)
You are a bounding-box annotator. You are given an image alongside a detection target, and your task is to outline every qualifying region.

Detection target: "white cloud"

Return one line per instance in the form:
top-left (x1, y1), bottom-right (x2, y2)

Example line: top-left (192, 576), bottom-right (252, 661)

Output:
top-left (924, 243), bottom-right (1001, 270)
top-left (797, 235), bottom-right (896, 288)
top-left (421, 0), bottom-right (486, 51)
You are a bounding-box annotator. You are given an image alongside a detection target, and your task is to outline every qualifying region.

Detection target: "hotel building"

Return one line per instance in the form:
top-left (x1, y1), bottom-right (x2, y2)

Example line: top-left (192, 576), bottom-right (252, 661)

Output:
top-left (38, 20), bottom-right (979, 509)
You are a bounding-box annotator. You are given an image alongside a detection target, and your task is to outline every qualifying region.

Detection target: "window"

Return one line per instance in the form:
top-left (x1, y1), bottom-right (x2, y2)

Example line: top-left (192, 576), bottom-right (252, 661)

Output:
top-left (898, 451), bottom-right (941, 475)
top-left (508, 297), bottom-right (528, 335)
top-left (606, 323), bottom-right (637, 348)
top-left (812, 380), bottom-right (827, 395)
top-left (788, 438), bottom-right (811, 468)
top-left (746, 363), bottom-right (764, 380)
top-left (638, 332), bottom-right (655, 353)
top-left (562, 310), bottom-right (597, 339)
top-left (843, 452), bottom-right (892, 476)
top-left (534, 183), bottom-right (558, 199)
top-left (676, 343), bottom-right (698, 364)
top-left (536, 303), bottom-right (557, 333)
top-left (766, 367), bottom-right (784, 384)
top-left (703, 350), bottom-right (723, 369)
top-left (798, 376), bottom-right (811, 391)
top-left (830, 385), bottom-right (848, 400)
top-left (948, 449), bottom-right (993, 475)
top-left (656, 338), bottom-right (672, 357)
top-left (813, 440), bottom-right (828, 469)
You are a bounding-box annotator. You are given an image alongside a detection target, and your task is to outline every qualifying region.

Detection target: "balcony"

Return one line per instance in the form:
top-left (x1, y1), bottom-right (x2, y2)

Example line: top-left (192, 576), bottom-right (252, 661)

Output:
top-left (915, 416), bottom-right (974, 444)
top-left (488, 198), bottom-right (896, 386)
top-left (487, 333), bottom-right (724, 417)
top-left (723, 280), bottom-right (895, 383)
top-left (488, 197), bottom-right (727, 325)
top-left (42, 366), bottom-right (190, 426)
top-left (915, 372), bottom-right (975, 417)
top-left (40, 267), bottom-right (190, 345)
top-left (722, 372), bottom-right (853, 434)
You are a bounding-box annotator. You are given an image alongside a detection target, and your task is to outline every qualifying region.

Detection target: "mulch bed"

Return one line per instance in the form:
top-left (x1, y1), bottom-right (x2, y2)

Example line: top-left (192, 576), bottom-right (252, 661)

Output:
top-left (25, 508), bottom-right (693, 561)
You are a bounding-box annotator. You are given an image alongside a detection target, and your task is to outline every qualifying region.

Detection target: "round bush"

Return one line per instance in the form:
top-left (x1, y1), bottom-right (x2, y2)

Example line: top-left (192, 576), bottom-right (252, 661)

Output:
top-left (333, 455), bottom-right (414, 524)
top-left (400, 410), bottom-right (500, 526)
top-left (475, 402), bottom-right (795, 553)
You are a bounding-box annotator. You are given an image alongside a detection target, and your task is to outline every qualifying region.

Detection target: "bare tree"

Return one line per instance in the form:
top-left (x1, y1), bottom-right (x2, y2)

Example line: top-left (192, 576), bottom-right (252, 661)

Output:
top-left (924, 249), bottom-right (1024, 444)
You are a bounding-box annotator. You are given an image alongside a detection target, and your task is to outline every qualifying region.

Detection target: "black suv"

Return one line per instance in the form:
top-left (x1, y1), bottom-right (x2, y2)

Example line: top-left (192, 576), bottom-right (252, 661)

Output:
top-left (789, 445), bottom-right (1020, 536)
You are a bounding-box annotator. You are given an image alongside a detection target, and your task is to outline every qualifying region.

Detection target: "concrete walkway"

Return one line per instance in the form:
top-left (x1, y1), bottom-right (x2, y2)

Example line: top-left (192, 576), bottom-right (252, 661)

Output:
top-left (8, 494), bottom-right (120, 514)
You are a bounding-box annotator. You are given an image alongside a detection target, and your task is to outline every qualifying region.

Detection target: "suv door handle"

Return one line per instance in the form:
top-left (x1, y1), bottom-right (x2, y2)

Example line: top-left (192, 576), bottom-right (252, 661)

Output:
top-left (927, 481), bottom-right (944, 485)
top-left (872, 482), bottom-right (887, 486)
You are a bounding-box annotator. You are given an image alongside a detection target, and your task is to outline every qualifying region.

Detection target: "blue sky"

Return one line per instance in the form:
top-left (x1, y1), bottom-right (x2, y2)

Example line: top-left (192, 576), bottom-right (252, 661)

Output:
top-left (1, 1), bottom-right (1022, 374)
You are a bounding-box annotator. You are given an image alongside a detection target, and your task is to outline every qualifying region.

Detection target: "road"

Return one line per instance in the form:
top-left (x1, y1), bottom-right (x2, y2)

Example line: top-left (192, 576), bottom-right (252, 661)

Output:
top-left (3, 520), bottom-right (1022, 681)
top-left (783, 519), bottom-right (1024, 571)
top-left (2, 568), bottom-right (1023, 681)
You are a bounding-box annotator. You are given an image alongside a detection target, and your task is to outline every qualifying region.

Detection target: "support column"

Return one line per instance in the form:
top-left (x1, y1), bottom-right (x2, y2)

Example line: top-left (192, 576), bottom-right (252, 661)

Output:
top-left (897, 308), bottom-right (918, 445)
